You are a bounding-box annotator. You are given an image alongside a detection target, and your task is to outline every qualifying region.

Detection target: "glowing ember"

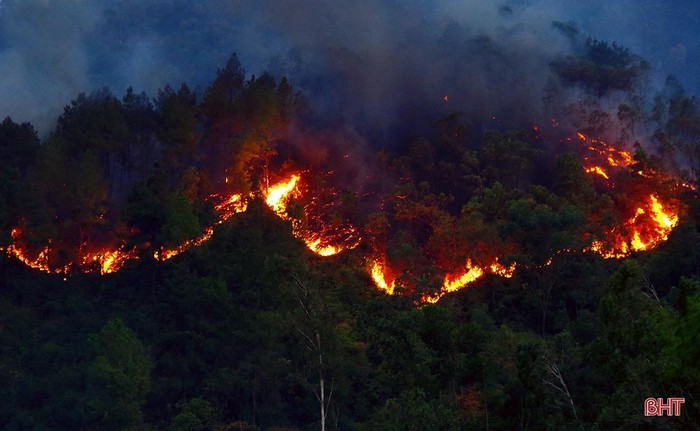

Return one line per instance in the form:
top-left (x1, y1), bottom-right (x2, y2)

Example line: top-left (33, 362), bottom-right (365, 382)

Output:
top-left (304, 239), bottom-right (340, 257)
top-left (214, 193), bottom-right (248, 221)
top-left (584, 166), bottom-right (609, 179)
top-left (155, 227), bottom-right (215, 261)
top-left (5, 228), bottom-right (54, 273)
top-left (82, 248), bottom-right (137, 274)
top-left (577, 132), bottom-right (634, 170)
top-left (490, 260), bottom-right (517, 278)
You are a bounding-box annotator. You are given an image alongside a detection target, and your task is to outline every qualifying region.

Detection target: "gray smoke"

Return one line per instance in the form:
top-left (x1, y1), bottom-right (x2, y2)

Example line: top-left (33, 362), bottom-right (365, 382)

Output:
top-left (0, 0), bottom-right (697, 140)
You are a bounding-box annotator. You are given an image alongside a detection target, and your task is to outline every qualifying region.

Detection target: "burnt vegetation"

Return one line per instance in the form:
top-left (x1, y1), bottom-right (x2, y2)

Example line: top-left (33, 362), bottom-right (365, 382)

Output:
top-left (0, 42), bottom-right (699, 431)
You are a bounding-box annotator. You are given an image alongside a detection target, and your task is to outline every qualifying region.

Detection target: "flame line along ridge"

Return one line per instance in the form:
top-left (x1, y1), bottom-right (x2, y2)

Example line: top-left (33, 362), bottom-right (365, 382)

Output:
top-left (3, 172), bottom-right (361, 275)
top-left (365, 132), bottom-right (688, 304)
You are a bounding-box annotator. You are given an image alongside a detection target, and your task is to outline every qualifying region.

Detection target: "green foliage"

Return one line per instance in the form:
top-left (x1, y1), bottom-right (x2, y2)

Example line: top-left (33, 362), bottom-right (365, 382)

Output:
top-left (169, 398), bottom-right (217, 431)
top-left (482, 130), bottom-right (534, 189)
top-left (0, 117), bottom-right (39, 244)
top-left (371, 388), bottom-right (459, 430)
top-left (87, 318), bottom-right (153, 431)
top-left (0, 45), bottom-right (698, 431)
top-left (552, 38), bottom-right (651, 96)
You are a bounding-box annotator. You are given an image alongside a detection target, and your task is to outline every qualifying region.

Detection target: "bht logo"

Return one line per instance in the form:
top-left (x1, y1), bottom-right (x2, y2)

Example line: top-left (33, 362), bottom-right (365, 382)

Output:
top-left (645, 398), bottom-right (685, 417)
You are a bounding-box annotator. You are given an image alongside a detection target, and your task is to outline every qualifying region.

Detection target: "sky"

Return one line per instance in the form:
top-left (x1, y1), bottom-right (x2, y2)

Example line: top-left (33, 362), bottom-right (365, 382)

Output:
top-left (0, 0), bottom-right (698, 138)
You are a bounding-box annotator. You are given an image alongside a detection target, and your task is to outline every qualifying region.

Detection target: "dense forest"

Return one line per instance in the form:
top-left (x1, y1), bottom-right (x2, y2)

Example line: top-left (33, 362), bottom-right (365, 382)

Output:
top-left (0, 36), bottom-right (699, 431)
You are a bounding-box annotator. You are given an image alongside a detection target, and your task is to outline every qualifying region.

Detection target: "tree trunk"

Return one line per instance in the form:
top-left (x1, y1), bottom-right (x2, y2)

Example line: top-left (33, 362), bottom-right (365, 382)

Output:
top-left (318, 331), bottom-right (326, 431)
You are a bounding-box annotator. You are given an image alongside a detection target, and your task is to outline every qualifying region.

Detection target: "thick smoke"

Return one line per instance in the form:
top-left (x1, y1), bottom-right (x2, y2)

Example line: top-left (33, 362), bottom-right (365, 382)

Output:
top-left (0, 0), bottom-right (698, 142)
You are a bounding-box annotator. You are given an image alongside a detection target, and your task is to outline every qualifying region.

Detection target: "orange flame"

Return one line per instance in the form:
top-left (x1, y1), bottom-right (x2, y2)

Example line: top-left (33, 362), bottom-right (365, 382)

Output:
top-left (82, 247), bottom-right (137, 274)
top-left (442, 260), bottom-right (485, 293)
top-left (420, 258), bottom-right (516, 303)
top-left (587, 194), bottom-right (679, 259)
top-left (370, 260), bottom-right (395, 295)
top-left (3, 129), bottom-right (688, 308)
top-left (577, 132), bottom-right (634, 170)
top-left (265, 174), bottom-right (300, 216)
top-left (155, 227), bottom-right (215, 261)
top-left (5, 228), bottom-right (55, 273)
top-left (584, 166), bottom-right (609, 179)
top-left (263, 173), bottom-right (360, 257)
top-left (156, 192), bottom-right (248, 261)
top-left (369, 132), bottom-right (688, 303)
top-left (215, 193), bottom-right (249, 221)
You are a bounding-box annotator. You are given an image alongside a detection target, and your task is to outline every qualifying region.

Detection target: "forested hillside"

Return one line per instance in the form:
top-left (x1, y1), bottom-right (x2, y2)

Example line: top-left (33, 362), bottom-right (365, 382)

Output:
top-left (0, 39), bottom-right (699, 430)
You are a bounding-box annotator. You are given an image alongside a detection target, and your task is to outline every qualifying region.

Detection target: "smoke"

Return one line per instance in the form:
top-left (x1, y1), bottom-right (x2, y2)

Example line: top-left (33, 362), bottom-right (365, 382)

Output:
top-left (0, 0), bottom-right (698, 141)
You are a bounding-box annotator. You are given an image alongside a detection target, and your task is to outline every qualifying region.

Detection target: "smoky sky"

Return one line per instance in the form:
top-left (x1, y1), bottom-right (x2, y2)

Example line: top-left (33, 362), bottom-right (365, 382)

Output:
top-left (0, 0), bottom-right (698, 140)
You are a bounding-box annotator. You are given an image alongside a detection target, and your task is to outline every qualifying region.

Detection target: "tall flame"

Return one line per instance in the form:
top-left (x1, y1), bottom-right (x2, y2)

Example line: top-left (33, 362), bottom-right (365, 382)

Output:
top-left (263, 173), bottom-right (361, 257)
top-left (265, 175), bottom-right (300, 215)
top-left (588, 194), bottom-right (679, 259)
top-left (370, 260), bottom-right (394, 295)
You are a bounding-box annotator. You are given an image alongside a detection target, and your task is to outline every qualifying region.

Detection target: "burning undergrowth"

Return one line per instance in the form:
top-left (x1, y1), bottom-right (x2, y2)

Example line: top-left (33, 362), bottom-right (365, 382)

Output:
top-left (1, 121), bottom-right (693, 305)
top-left (0, 39), bottom-right (698, 304)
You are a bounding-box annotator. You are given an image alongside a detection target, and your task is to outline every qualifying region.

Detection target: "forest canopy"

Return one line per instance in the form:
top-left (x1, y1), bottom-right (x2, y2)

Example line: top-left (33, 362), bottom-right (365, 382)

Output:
top-left (0, 44), bottom-right (698, 431)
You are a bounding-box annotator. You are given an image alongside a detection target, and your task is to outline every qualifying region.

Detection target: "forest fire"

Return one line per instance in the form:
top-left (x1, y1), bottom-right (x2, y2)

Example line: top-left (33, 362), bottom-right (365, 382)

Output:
top-left (82, 248), bottom-right (137, 274)
top-left (370, 260), bottom-right (395, 295)
top-left (265, 174), bottom-right (301, 216)
top-left (584, 166), bottom-right (609, 179)
top-left (2, 170), bottom-right (363, 276)
top-left (214, 193), bottom-right (249, 221)
top-left (362, 131), bottom-right (688, 303)
top-left (263, 173), bottom-right (362, 257)
top-left (577, 132), bottom-right (634, 168)
top-left (155, 227), bottom-right (216, 261)
top-left (5, 229), bottom-right (52, 273)
top-left (419, 259), bottom-right (517, 304)
top-left (588, 194), bottom-right (679, 259)
top-left (4, 228), bottom-right (136, 275)
top-left (442, 261), bottom-right (485, 293)
top-left (367, 255), bottom-right (518, 304)
top-left (0, 126), bottom-right (689, 306)
top-left (573, 132), bottom-right (682, 260)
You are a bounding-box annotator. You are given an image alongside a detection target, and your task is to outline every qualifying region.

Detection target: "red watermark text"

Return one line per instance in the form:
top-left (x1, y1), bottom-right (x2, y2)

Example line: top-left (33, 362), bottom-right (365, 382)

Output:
top-left (645, 398), bottom-right (685, 417)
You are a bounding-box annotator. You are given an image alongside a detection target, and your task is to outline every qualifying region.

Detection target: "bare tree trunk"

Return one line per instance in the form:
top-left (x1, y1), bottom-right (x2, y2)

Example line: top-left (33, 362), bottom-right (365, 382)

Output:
top-left (294, 274), bottom-right (334, 431)
top-left (318, 331), bottom-right (326, 431)
top-left (542, 362), bottom-right (578, 422)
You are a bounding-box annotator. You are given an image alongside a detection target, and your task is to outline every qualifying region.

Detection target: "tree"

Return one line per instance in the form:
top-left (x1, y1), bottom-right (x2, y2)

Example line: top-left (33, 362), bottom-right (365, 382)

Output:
top-left (156, 83), bottom-right (200, 175)
top-left (481, 131), bottom-right (534, 189)
top-left (168, 398), bottom-right (217, 431)
top-left (371, 388), bottom-right (459, 430)
top-left (290, 274), bottom-right (336, 431)
top-left (200, 53), bottom-right (247, 186)
top-left (0, 117), bottom-right (39, 245)
top-left (552, 39), bottom-right (650, 97)
top-left (86, 318), bottom-right (153, 431)
top-left (122, 87), bottom-right (158, 181)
